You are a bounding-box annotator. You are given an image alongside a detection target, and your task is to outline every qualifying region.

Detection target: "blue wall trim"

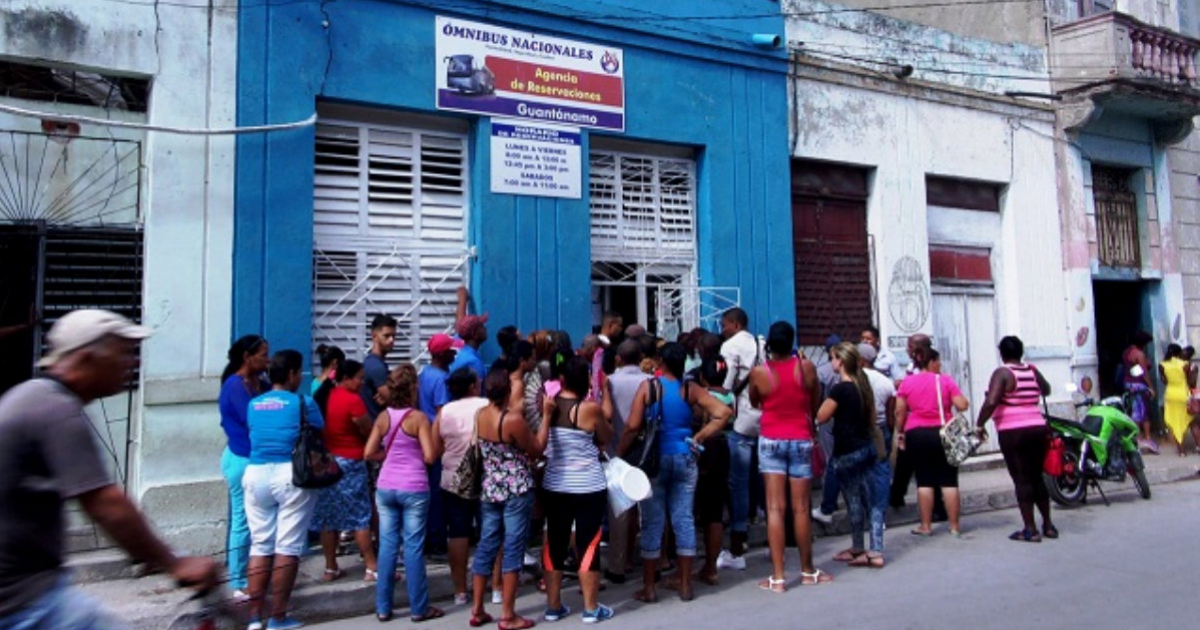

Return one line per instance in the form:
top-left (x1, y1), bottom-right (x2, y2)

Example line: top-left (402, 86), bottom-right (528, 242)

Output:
top-left (235, 0), bottom-right (793, 362)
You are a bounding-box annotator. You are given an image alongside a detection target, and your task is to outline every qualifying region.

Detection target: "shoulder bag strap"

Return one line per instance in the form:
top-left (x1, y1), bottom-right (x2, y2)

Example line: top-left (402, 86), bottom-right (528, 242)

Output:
top-left (498, 409), bottom-right (507, 443)
top-left (298, 393), bottom-right (309, 429)
top-left (472, 407), bottom-right (482, 446)
top-left (382, 409), bottom-right (404, 458)
top-left (935, 374), bottom-right (946, 427)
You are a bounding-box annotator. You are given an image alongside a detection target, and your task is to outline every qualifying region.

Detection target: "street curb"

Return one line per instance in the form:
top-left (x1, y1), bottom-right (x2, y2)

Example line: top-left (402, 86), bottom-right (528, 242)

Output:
top-left (91, 462), bottom-right (1200, 629)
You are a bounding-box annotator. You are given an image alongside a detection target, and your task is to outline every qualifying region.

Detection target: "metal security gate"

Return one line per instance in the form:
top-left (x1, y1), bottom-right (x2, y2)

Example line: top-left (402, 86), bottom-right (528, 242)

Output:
top-left (312, 111), bottom-right (471, 364)
top-left (1092, 166), bottom-right (1140, 269)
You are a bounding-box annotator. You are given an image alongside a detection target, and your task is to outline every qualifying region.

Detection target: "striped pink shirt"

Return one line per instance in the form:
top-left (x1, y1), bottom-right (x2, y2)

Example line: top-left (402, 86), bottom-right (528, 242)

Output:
top-left (992, 364), bottom-right (1046, 431)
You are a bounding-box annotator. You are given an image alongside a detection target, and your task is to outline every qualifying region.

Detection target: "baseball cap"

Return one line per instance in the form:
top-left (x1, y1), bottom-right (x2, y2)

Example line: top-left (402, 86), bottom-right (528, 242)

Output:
top-left (456, 313), bottom-right (489, 340)
top-left (428, 333), bottom-right (456, 355)
top-left (824, 334), bottom-right (842, 351)
top-left (856, 342), bottom-right (878, 364)
top-left (39, 309), bottom-right (152, 367)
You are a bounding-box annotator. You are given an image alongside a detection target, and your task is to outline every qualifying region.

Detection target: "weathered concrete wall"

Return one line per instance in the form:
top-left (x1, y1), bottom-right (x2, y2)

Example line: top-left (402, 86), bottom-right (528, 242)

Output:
top-left (785, 0), bottom-right (1050, 96)
top-left (0, 0), bottom-right (237, 550)
top-left (1169, 125), bottom-right (1200, 348)
top-left (788, 0), bottom-right (1048, 47)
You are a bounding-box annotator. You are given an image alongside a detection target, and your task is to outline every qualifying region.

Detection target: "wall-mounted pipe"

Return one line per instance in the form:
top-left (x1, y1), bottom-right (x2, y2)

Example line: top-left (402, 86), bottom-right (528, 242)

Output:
top-left (751, 33), bottom-right (782, 49)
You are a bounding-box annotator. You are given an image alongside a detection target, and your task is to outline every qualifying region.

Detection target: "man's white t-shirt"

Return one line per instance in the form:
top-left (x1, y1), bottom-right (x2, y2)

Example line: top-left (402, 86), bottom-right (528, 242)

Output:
top-left (721, 329), bottom-right (763, 437)
top-left (865, 367), bottom-right (896, 428)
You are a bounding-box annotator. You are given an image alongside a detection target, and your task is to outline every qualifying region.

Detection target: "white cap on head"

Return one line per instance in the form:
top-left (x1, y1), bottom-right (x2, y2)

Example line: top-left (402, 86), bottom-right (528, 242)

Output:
top-left (38, 309), bottom-right (152, 367)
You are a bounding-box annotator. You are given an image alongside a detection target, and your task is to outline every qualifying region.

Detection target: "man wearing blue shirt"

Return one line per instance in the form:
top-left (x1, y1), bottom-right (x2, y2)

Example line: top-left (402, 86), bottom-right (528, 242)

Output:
top-left (361, 314), bottom-right (396, 420)
top-left (418, 334), bottom-right (456, 419)
top-left (448, 313), bottom-right (488, 384)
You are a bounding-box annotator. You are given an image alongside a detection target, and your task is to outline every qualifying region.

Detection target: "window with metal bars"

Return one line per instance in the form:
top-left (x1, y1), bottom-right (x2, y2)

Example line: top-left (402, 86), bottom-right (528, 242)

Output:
top-left (0, 59), bottom-right (150, 112)
top-left (1091, 165), bottom-right (1141, 269)
top-left (312, 113), bottom-right (470, 364)
top-left (0, 224), bottom-right (143, 394)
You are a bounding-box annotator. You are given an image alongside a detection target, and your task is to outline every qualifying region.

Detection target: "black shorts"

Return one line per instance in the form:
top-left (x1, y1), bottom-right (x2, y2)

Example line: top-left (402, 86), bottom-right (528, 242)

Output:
top-left (906, 427), bottom-right (959, 488)
top-left (541, 489), bottom-right (606, 573)
top-left (695, 433), bottom-right (730, 525)
top-left (443, 491), bottom-right (478, 540)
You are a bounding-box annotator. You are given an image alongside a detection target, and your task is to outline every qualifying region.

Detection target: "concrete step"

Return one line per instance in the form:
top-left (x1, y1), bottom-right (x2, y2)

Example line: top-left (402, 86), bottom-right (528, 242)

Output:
top-left (66, 549), bottom-right (140, 584)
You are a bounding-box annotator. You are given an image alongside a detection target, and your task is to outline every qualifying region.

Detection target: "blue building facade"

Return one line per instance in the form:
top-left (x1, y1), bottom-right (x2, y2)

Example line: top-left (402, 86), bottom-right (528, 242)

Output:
top-left (235, 0), bottom-right (794, 363)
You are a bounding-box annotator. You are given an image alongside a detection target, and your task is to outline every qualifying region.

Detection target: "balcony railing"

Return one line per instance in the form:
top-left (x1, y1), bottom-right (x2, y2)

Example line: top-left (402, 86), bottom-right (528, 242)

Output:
top-left (1051, 12), bottom-right (1200, 92)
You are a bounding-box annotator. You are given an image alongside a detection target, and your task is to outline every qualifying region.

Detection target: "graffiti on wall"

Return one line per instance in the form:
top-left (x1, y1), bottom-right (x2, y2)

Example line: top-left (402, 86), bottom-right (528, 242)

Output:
top-left (888, 256), bottom-right (928, 333)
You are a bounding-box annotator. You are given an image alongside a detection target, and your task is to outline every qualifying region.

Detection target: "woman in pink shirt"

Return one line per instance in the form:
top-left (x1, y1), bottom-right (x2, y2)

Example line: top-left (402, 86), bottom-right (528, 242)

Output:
top-left (974, 336), bottom-right (1056, 542)
top-left (895, 347), bottom-right (969, 536)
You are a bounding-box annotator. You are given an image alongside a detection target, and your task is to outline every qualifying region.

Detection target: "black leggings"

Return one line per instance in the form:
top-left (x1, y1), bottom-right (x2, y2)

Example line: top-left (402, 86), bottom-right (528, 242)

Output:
top-left (999, 425), bottom-right (1050, 508)
top-left (542, 489), bottom-right (606, 573)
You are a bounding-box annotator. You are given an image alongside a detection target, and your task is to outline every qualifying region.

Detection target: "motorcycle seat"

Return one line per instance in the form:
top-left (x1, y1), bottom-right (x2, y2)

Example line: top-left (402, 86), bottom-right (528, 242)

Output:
top-left (1047, 415), bottom-right (1104, 437)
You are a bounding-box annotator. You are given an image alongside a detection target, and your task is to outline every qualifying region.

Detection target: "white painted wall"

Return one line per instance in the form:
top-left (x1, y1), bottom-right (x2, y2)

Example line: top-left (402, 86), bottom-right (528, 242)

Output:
top-left (0, 0), bottom-right (237, 549)
top-left (789, 75), bottom-right (1073, 396)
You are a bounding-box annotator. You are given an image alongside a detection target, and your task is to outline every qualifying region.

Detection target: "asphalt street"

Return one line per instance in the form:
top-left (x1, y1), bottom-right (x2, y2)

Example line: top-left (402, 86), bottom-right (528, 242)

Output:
top-left (306, 479), bottom-right (1200, 630)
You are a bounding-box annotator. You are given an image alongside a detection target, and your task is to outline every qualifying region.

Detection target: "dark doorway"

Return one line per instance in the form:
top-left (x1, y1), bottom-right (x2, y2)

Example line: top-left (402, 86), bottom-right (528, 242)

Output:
top-left (0, 227), bottom-right (40, 394)
top-left (1093, 279), bottom-right (1152, 397)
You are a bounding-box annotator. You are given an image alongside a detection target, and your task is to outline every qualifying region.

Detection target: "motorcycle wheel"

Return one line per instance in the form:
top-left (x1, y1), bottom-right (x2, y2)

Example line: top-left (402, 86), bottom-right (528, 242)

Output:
top-left (1129, 452), bottom-right (1151, 500)
top-left (1044, 448), bottom-right (1086, 506)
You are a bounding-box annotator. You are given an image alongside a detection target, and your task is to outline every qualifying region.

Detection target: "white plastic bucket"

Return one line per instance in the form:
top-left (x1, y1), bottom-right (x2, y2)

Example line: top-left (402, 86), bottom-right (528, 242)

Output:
top-left (603, 457), bottom-right (652, 516)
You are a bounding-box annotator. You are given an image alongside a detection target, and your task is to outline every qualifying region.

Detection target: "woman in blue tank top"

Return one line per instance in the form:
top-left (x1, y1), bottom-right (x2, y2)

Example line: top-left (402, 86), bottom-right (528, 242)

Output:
top-left (619, 343), bottom-right (731, 603)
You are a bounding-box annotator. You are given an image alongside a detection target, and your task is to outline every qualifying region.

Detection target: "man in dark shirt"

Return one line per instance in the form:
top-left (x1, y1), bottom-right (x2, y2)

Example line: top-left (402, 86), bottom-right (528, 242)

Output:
top-left (0, 310), bottom-right (217, 629)
top-left (361, 314), bottom-right (397, 420)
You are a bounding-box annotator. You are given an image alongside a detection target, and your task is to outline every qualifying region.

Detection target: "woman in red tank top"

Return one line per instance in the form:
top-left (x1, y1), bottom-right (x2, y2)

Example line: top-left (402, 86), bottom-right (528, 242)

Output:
top-left (748, 322), bottom-right (830, 593)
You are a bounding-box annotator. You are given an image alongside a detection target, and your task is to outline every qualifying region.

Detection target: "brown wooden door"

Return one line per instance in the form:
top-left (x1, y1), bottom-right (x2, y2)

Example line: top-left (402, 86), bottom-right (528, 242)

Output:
top-left (791, 194), bottom-right (872, 346)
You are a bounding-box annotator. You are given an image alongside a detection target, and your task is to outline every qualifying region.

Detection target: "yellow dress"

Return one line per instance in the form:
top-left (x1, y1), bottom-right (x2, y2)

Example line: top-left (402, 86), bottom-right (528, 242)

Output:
top-left (1161, 357), bottom-right (1191, 444)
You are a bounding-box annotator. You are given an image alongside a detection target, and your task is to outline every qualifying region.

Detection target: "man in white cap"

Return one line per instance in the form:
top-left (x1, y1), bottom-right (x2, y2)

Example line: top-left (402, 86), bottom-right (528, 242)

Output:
top-left (0, 309), bottom-right (218, 629)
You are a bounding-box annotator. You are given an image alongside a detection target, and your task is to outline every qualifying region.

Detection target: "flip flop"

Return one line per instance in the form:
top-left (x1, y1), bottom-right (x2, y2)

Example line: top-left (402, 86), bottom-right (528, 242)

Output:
top-left (758, 576), bottom-right (786, 593)
top-left (469, 612), bottom-right (494, 628)
top-left (1009, 528), bottom-right (1041, 543)
top-left (800, 569), bottom-right (834, 585)
top-left (632, 589), bottom-right (659, 603)
top-left (322, 568), bottom-right (345, 582)
top-left (1042, 525), bottom-right (1059, 539)
top-left (832, 549), bottom-right (863, 562)
top-left (364, 569), bottom-right (378, 583)
top-left (498, 616), bottom-right (536, 630)
top-left (411, 607), bottom-right (444, 623)
top-left (849, 554), bottom-right (885, 569)
top-left (910, 528), bottom-right (933, 537)
top-left (694, 572), bottom-right (719, 586)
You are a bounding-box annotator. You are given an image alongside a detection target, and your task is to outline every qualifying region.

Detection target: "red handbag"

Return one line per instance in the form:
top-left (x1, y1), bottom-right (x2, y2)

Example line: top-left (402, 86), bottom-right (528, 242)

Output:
top-left (811, 440), bottom-right (826, 480)
top-left (1043, 436), bottom-right (1065, 477)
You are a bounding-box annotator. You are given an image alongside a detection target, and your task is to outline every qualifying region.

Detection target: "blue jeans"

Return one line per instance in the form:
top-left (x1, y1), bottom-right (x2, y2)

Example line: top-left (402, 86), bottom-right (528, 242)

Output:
top-left (426, 462), bottom-right (446, 552)
top-left (871, 426), bottom-right (892, 515)
top-left (640, 452), bottom-right (698, 558)
top-left (832, 445), bottom-right (884, 554)
top-left (376, 489), bottom-right (430, 617)
top-left (726, 432), bottom-right (756, 534)
top-left (0, 576), bottom-right (122, 630)
top-left (817, 422), bottom-right (840, 515)
top-left (473, 491), bottom-right (534, 576)
top-left (220, 447), bottom-right (250, 589)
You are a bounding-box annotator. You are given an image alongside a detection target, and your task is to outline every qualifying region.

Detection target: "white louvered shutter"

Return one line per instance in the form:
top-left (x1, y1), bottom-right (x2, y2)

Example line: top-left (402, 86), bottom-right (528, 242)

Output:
top-left (313, 117), bottom-right (470, 364)
top-left (588, 151), bottom-right (696, 264)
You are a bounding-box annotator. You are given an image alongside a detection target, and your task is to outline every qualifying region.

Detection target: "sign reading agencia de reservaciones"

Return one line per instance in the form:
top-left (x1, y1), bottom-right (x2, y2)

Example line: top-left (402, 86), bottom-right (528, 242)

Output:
top-left (435, 16), bottom-right (625, 132)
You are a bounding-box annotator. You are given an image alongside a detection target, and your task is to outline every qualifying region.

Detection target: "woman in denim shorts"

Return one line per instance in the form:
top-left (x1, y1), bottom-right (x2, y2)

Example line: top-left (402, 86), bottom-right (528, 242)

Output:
top-left (748, 322), bottom-right (832, 593)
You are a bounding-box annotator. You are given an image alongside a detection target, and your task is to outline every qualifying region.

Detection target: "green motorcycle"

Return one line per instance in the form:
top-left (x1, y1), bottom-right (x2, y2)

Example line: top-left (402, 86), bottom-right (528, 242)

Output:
top-left (1043, 389), bottom-right (1151, 506)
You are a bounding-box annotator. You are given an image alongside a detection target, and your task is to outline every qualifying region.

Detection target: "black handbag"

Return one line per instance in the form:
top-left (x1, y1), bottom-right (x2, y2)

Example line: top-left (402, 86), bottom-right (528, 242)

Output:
top-left (625, 378), bottom-right (662, 479)
top-left (291, 394), bottom-right (343, 489)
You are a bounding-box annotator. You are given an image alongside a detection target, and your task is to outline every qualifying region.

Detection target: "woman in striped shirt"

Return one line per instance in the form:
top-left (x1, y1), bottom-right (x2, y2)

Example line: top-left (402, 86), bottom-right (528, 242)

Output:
top-left (974, 336), bottom-right (1056, 542)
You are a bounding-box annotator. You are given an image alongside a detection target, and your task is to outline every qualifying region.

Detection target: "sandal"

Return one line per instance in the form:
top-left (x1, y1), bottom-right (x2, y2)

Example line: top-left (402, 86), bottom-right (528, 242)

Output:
top-left (469, 612), bottom-right (494, 628)
top-left (322, 568), bottom-right (345, 582)
top-left (850, 554), bottom-right (885, 569)
top-left (758, 576), bottom-right (786, 593)
top-left (412, 607), bottom-right (445, 623)
top-left (910, 528), bottom-right (933, 537)
top-left (364, 568), bottom-right (378, 583)
top-left (833, 549), bottom-right (864, 562)
top-left (498, 616), bottom-right (536, 630)
top-left (695, 571), bottom-right (719, 586)
top-left (1009, 528), bottom-right (1041, 543)
top-left (632, 589), bottom-right (659, 603)
top-left (800, 569), bottom-right (834, 585)
top-left (1042, 524), bottom-right (1059, 539)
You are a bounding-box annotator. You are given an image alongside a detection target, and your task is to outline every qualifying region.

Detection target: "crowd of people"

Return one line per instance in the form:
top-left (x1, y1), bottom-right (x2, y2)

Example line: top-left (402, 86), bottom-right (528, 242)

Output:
top-left (209, 287), bottom-right (1090, 629)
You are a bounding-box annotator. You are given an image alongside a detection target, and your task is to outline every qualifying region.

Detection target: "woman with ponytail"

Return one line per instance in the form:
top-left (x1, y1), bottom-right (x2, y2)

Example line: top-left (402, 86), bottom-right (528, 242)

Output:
top-left (217, 335), bottom-right (270, 598)
top-left (816, 342), bottom-right (885, 568)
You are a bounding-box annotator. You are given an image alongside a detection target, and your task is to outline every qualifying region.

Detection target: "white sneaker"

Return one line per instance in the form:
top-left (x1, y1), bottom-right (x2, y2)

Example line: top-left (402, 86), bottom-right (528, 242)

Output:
top-left (492, 590), bottom-right (503, 605)
top-left (247, 620), bottom-right (264, 630)
top-left (715, 550), bottom-right (746, 571)
top-left (811, 507), bottom-right (834, 525)
top-left (232, 589), bottom-right (251, 603)
top-left (454, 592), bottom-right (469, 606)
top-left (523, 552), bottom-right (539, 567)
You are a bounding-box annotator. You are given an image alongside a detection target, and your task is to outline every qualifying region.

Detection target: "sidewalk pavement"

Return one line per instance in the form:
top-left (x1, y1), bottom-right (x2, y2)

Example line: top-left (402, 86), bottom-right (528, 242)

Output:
top-left (74, 452), bottom-right (1200, 630)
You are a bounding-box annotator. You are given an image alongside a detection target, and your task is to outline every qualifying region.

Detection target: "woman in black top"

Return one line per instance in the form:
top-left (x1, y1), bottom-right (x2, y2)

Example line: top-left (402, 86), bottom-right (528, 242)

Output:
top-left (816, 342), bottom-right (886, 568)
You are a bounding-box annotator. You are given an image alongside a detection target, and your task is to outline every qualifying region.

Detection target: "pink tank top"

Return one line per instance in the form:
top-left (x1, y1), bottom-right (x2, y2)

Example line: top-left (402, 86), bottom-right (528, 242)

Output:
top-left (992, 364), bottom-right (1045, 431)
top-left (377, 408), bottom-right (430, 492)
top-left (760, 357), bottom-right (813, 441)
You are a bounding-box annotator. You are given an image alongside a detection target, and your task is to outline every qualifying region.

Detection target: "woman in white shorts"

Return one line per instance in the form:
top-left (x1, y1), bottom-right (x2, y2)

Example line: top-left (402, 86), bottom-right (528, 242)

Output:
top-left (243, 349), bottom-right (324, 630)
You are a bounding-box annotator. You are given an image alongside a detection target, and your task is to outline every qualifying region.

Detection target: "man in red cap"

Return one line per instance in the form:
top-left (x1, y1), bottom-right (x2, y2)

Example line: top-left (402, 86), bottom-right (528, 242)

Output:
top-left (419, 333), bottom-right (459, 558)
top-left (0, 310), bottom-right (218, 629)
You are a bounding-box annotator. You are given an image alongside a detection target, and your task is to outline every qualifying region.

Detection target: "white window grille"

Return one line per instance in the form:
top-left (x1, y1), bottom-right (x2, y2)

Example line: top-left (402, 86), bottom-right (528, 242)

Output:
top-left (312, 115), bottom-right (470, 364)
top-left (589, 149), bottom-right (728, 336)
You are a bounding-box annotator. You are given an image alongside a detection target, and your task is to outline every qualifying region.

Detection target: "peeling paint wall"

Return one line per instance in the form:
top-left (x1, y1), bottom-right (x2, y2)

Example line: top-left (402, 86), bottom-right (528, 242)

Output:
top-left (797, 0), bottom-right (1048, 45)
top-left (0, 0), bottom-right (238, 552)
top-left (1169, 125), bottom-right (1200, 348)
top-left (785, 0), bottom-right (1050, 95)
